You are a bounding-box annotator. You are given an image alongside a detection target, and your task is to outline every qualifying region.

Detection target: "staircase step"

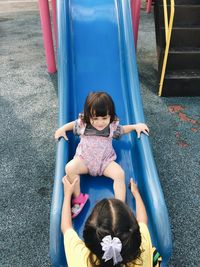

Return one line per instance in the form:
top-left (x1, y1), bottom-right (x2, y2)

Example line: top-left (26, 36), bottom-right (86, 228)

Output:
top-left (170, 48), bottom-right (200, 52)
top-left (160, 27), bottom-right (200, 48)
top-left (166, 70), bottom-right (200, 79)
top-left (162, 70), bottom-right (200, 96)
top-left (162, 80), bottom-right (200, 96)
top-left (158, 5), bottom-right (200, 27)
top-left (156, 0), bottom-right (200, 5)
top-left (162, 49), bottom-right (200, 71)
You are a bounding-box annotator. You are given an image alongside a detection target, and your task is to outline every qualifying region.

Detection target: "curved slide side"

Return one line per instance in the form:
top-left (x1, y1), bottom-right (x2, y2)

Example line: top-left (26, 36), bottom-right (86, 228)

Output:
top-left (50, 1), bottom-right (172, 266)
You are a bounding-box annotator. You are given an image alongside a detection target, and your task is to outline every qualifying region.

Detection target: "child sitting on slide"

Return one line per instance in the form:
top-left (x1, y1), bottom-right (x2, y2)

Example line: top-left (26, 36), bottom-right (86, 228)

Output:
top-left (55, 91), bottom-right (149, 218)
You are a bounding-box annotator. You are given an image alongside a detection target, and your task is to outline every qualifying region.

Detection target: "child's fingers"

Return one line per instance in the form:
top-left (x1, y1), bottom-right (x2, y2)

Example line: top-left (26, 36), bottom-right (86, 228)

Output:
top-left (129, 178), bottom-right (134, 189)
top-left (135, 128), bottom-right (140, 138)
top-left (55, 134), bottom-right (62, 142)
top-left (130, 178), bottom-right (138, 191)
top-left (137, 128), bottom-right (149, 138)
top-left (72, 178), bottom-right (79, 186)
top-left (63, 133), bottom-right (68, 141)
top-left (143, 129), bottom-right (149, 136)
top-left (62, 175), bottom-right (69, 184)
top-left (54, 131), bottom-right (68, 141)
top-left (130, 178), bottom-right (134, 186)
top-left (62, 176), bottom-right (78, 191)
top-left (145, 126), bottom-right (150, 133)
top-left (62, 176), bottom-right (66, 183)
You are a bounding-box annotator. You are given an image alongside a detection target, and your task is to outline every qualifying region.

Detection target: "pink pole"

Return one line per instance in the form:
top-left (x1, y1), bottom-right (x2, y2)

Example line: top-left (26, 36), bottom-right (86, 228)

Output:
top-left (38, 0), bottom-right (56, 73)
top-left (51, 0), bottom-right (58, 48)
top-left (130, 0), bottom-right (141, 48)
top-left (146, 0), bottom-right (152, 13)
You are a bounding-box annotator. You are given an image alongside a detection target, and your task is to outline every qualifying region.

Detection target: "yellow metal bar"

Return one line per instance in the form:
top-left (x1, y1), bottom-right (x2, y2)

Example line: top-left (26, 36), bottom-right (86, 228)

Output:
top-left (158, 0), bottom-right (175, 96)
top-left (163, 0), bottom-right (169, 41)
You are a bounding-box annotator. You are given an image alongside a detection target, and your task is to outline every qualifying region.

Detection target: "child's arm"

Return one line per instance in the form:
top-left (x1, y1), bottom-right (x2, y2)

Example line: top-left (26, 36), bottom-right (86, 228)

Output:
top-left (61, 176), bottom-right (78, 234)
top-left (122, 123), bottom-right (149, 138)
top-left (129, 178), bottom-right (148, 225)
top-left (55, 121), bottom-right (75, 141)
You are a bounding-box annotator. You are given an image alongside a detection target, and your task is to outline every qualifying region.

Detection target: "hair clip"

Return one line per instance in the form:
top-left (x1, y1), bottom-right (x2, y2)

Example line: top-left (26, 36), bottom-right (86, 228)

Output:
top-left (100, 235), bottom-right (123, 265)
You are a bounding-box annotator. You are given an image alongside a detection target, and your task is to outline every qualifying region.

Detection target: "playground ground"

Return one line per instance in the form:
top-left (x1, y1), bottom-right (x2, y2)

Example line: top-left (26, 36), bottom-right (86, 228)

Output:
top-left (0, 1), bottom-right (199, 266)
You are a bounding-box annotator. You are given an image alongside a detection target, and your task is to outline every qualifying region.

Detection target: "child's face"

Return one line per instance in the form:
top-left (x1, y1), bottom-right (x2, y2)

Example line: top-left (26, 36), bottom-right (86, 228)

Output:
top-left (90, 115), bottom-right (111, 131)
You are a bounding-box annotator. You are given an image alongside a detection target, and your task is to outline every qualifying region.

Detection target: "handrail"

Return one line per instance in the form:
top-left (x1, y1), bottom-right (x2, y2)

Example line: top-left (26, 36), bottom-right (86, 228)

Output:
top-left (163, 0), bottom-right (169, 41)
top-left (158, 0), bottom-right (175, 96)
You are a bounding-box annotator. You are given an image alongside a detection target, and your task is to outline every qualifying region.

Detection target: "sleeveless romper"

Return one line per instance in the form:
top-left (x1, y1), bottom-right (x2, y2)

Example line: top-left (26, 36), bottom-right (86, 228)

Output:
top-left (73, 114), bottom-right (123, 176)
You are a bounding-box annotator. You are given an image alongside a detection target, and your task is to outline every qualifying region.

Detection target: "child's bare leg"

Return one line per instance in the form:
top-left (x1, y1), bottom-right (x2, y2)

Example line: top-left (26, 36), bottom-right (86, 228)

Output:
top-left (103, 161), bottom-right (126, 202)
top-left (65, 157), bottom-right (88, 198)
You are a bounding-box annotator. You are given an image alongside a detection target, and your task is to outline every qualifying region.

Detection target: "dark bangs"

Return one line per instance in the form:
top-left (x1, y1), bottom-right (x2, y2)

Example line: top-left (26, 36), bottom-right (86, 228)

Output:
top-left (90, 100), bottom-right (109, 118)
top-left (83, 92), bottom-right (116, 123)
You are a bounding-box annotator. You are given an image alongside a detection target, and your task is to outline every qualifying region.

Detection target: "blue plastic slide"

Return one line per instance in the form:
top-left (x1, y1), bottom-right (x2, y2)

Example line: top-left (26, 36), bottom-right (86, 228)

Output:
top-left (50, 1), bottom-right (172, 266)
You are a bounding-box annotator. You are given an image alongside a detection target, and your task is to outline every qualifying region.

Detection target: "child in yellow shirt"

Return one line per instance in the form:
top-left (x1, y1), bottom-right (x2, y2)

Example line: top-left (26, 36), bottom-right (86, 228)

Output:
top-left (61, 176), bottom-right (162, 267)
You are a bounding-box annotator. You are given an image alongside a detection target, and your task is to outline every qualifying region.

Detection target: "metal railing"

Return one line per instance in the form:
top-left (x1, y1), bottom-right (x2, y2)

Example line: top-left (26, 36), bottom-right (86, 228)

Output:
top-left (158, 0), bottom-right (175, 96)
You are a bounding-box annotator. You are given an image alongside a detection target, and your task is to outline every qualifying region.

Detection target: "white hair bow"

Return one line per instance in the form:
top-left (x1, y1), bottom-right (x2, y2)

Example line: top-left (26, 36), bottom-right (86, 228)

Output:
top-left (100, 235), bottom-right (123, 265)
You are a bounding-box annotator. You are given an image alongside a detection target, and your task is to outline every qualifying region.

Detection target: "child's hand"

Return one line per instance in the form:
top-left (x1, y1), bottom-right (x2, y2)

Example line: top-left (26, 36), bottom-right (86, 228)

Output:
top-left (134, 123), bottom-right (149, 138)
top-left (55, 127), bottom-right (68, 141)
top-left (62, 175), bottom-right (78, 196)
top-left (129, 178), bottom-right (140, 198)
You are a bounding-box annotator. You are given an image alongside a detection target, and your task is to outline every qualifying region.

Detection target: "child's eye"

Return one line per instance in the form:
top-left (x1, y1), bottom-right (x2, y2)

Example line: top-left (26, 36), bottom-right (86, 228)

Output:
top-left (103, 115), bottom-right (110, 120)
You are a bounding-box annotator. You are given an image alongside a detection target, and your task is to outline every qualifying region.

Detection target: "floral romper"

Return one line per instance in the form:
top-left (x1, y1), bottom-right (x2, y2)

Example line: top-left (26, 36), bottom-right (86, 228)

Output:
top-left (73, 114), bottom-right (124, 176)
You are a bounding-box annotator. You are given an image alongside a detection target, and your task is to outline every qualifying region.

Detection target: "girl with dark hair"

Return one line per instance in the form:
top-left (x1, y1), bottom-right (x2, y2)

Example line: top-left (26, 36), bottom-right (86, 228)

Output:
top-left (61, 176), bottom-right (162, 267)
top-left (55, 92), bottom-right (149, 218)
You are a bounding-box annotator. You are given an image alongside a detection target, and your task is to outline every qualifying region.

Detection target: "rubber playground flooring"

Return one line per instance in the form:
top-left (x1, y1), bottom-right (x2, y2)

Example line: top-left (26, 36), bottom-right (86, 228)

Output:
top-left (0, 2), bottom-right (199, 267)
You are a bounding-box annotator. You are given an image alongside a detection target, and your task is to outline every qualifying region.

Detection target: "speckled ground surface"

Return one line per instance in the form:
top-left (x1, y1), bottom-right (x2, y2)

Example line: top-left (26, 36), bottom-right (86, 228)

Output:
top-left (0, 2), bottom-right (199, 267)
top-left (0, 2), bottom-right (56, 267)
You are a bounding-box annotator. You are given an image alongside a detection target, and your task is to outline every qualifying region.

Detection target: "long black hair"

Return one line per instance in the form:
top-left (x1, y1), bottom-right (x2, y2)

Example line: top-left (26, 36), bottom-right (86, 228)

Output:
top-left (83, 92), bottom-right (117, 124)
top-left (83, 199), bottom-right (142, 267)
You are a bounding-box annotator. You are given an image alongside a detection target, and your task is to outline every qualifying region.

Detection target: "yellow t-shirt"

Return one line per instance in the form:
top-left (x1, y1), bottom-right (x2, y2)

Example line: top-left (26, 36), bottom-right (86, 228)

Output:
top-left (64, 223), bottom-right (154, 267)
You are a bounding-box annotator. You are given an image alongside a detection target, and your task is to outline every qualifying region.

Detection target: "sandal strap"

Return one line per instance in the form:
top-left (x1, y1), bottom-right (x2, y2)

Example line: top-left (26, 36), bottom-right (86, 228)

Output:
top-left (71, 205), bottom-right (82, 214)
top-left (72, 193), bottom-right (89, 205)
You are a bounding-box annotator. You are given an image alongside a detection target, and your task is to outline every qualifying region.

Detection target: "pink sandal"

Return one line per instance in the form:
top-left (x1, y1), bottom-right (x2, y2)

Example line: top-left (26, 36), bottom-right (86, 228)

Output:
top-left (71, 193), bottom-right (89, 218)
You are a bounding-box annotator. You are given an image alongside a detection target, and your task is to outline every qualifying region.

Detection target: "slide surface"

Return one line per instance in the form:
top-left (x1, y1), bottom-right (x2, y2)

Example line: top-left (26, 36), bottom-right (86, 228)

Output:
top-left (50, 1), bottom-right (172, 266)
